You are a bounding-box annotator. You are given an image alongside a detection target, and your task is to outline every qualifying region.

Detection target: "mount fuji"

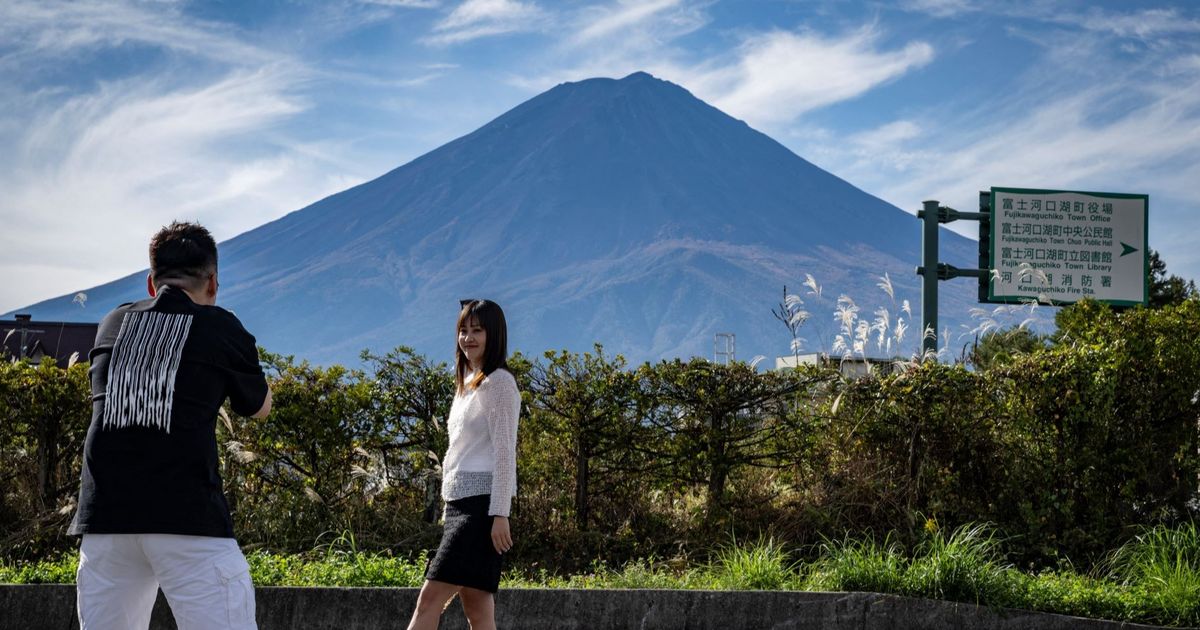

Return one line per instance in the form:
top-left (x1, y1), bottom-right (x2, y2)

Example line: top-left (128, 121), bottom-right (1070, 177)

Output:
top-left (9, 72), bottom-right (981, 365)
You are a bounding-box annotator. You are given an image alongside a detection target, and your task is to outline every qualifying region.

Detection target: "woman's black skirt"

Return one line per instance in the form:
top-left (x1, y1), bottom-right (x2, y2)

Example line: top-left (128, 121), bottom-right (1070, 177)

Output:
top-left (425, 494), bottom-right (503, 593)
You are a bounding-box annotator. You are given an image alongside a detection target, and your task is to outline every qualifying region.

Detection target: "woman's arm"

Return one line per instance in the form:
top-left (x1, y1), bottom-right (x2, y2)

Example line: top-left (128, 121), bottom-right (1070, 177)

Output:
top-left (485, 370), bottom-right (520, 554)
top-left (484, 370), bottom-right (521, 518)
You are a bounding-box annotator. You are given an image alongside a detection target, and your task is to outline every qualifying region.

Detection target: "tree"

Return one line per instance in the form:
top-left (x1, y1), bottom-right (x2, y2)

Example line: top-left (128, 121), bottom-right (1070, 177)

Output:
top-left (224, 352), bottom-right (379, 548)
top-left (527, 346), bottom-right (637, 531)
top-left (635, 358), bottom-right (829, 513)
top-left (1148, 249), bottom-right (1198, 308)
top-left (1002, 299), bottom-right (1200, 558)
top-left (967, 326), bottom-right (1047, 371)
top-left (362, 347), bottom-right (454, 523)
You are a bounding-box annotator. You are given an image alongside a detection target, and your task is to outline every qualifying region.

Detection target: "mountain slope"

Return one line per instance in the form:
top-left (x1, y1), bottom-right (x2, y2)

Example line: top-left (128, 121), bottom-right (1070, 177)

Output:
top-left (10, 72), bottom-right (981, 365)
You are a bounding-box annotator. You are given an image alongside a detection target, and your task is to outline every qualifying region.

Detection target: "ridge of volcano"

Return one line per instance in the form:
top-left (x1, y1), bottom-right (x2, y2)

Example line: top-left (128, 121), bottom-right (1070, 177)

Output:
top-left (9, 72), bottom-right (979, 364)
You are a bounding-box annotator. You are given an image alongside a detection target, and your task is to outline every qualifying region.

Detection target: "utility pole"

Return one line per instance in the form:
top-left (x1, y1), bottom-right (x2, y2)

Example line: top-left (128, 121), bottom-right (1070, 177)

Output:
top-left (4, 314), bottom-right (37, 361)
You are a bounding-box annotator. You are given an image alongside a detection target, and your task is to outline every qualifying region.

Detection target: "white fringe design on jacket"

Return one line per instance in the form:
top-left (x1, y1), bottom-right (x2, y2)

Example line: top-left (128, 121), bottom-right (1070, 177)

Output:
top-left (102, 311), bottom-right (193, 433)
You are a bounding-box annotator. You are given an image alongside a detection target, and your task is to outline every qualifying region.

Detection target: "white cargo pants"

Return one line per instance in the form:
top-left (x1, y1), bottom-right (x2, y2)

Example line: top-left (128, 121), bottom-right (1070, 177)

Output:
top-left (76, 534), bottom-right (257, 630)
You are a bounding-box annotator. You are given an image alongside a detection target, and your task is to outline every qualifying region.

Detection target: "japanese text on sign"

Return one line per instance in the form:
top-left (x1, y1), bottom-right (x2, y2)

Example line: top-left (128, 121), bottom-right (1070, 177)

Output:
top-left (989, 188), bottom-right (1147, 306)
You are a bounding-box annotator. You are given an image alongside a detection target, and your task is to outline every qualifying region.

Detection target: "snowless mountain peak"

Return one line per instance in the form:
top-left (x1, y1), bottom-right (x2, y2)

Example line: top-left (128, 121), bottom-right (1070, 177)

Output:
top-left (9, 73), bottom-right (979, 364)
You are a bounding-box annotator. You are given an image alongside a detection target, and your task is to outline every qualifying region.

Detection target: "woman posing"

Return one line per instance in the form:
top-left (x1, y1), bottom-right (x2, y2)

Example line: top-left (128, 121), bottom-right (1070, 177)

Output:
top-left (407, 299), bottom-right (520, 630)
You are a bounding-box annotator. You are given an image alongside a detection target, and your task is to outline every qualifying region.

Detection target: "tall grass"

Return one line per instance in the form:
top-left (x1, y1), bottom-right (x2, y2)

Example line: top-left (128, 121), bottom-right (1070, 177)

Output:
top-left (804, 534), bottom-right (906, 594)
top-left (775, 269), bottom-right (1053, 367)
top-left (6, 525), bottom-right (1200, 627)
top-left (1105, 523), bottom-right (1200, 626)
top-left (805, 523), bottom-right (1017, 605)
top-left (905, 522), bottom-right (1017, 605)
top-left (709, 538), bottom-right (798, 590)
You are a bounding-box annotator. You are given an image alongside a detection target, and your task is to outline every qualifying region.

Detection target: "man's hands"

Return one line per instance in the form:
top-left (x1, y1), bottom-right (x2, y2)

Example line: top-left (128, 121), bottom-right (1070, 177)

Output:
top-left (491, 516), bottom-right (512, 555)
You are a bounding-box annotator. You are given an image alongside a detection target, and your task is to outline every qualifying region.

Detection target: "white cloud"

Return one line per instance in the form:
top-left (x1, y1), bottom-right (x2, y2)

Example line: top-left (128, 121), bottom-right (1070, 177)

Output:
top-left (501, 0), bottom-right (707, 91)
top-left (902, 3), bottom-right (1200, 42)
top-left (807, 55), bottom-right (1200, 266)
top-left (359, 0), bottom-right (441, 7)
top-left (1075, 7), bottom-right (1200, 39)
top-left (439, 0), bottom-right (538, 29)
top-left (690, 27), bottom-right (934, 126)
top-left (849, 120), bottom-right (922, 150)
top-left (426, 0), bottom-right (546, 45)
top-left (572, 0), bottom-right (685, 45)
top-left (0, 0), bottom-right (434, 312)
top-left (898, 0), bottom-right (979, 19)
top-left (0, 0), bottom-right (278, 67)
top-left (511, 21), bottom-right (933, 131)
top-left (762, 7), bottom-right (1200, 286)
top-left (844, 120), bottom-right (925, 172)
top-left (0, 69), bottom-right (366, 311)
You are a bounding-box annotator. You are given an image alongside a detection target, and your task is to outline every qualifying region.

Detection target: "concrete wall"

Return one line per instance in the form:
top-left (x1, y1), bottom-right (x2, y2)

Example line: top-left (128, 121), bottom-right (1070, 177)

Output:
top-left (0, 585), bottom-right (1187, 630)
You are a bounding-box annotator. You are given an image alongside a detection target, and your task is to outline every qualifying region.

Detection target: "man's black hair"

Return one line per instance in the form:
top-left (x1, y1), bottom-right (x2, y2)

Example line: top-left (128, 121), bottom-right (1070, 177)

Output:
top-left (149, 221), bottom-right (218, 291)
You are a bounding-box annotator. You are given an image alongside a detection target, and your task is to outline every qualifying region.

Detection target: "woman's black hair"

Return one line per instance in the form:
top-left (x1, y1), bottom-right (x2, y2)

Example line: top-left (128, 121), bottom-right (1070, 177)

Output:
top-left (455, 299), bottom-right (509, 392)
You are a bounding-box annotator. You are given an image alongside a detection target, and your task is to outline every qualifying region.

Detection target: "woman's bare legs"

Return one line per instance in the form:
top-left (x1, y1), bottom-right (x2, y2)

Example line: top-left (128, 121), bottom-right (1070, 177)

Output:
top-left (407, 580), bottom-right (461, 630)
top-left (458, 587), bottom-right (496, 630)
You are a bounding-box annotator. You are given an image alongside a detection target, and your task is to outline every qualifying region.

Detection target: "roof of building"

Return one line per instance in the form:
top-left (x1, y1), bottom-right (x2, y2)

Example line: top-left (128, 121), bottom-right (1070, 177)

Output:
top-left (1, 316), bottom-right (98, 367)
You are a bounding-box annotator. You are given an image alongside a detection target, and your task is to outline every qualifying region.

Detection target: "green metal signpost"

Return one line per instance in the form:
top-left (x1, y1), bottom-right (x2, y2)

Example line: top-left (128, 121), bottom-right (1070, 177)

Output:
top-left (916, 195), bottom-right (990, 358)
top-left (916, 188), bottom-right (1148, 359)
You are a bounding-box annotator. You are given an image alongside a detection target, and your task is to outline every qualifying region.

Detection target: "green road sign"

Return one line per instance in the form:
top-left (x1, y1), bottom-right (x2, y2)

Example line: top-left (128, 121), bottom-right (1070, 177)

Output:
top-left (988, 187), bottom-right (1148, 306)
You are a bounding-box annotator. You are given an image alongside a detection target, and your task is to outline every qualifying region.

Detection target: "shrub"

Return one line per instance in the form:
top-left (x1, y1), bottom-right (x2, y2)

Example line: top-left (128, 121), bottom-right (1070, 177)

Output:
top-left (1, 299), bottom-right (1198, 577)
top-left (0, 358), bottom-right (90, 560)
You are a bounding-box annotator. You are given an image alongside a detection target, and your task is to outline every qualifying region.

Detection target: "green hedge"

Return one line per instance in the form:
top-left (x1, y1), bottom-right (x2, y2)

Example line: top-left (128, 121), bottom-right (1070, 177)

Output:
top-left (1, 300), bottom-right (1198, 575)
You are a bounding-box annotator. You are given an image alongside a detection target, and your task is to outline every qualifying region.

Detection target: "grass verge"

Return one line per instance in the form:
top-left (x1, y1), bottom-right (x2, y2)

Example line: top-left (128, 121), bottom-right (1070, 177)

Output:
top-left (2, 523), bottom-right (1197, 627)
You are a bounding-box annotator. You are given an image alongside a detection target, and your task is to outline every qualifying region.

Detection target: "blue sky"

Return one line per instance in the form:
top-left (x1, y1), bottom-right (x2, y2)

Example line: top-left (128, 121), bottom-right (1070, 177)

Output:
top-left (2, 0), bottom-right (1198, 314)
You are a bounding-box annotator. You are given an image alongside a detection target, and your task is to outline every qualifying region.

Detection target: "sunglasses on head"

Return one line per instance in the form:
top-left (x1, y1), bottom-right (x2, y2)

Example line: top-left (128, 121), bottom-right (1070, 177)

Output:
top-left (459, 299), bottom-right (478, 308)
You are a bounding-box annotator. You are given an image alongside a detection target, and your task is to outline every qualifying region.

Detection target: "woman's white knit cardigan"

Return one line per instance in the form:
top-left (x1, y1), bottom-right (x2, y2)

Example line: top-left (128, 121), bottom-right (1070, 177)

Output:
top-left (440, 368), bottom-right (520, 516)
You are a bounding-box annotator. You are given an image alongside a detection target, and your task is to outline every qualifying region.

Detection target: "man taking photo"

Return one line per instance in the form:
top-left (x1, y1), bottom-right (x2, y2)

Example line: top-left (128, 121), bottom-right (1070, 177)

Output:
top-left (70, 221), bottom-right (271, 629)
